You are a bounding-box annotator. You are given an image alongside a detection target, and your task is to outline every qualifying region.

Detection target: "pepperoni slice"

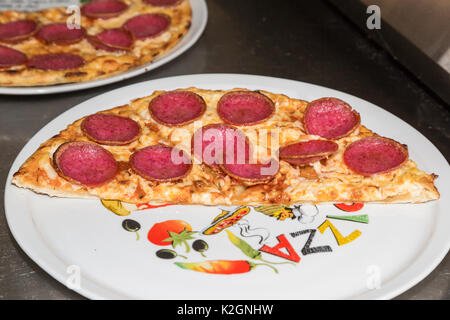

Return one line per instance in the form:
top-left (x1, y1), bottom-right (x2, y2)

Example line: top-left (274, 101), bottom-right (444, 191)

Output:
top-left (81, 113), bottom-right (141, 145)
top-left (0, 20), bottom-right (37, 43)
top-left (303, 98), bottom-right (360, 139)
top-left (191, 123), bottom-right (252, 168)
top-left (27, 53), bottom-right (85, 70)
top-left (130, 145), bottom-right (192, 182)
top-left (343, 137), bottom-right (408, 176)
top-left (149, 91), bottom-right (206, 126)
top-left (144, 0), bottom-right (182, 6)
top-left (279, 140), bottom-right (338, 158)
top-left (81, 0), bottom-right (128, 19)
top-left (53, 141), bottom-right (118, 186)
top-left (123, 14), bottom-right (170, 40)
top-left (217, 91), bottom-right (275, 126)
top-left (0, 45), bottom-right (27, 67)
top-left (36, 23), bottom-right (85, 45)
top-left (88, 28), bottom-right (133, 51)
top-left (220, 159), bottom-right (279, 183)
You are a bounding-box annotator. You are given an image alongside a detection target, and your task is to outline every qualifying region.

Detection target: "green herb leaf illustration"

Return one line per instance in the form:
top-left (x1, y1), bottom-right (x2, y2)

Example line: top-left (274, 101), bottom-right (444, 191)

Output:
top-left (163, 228), bottom-right (197, 253)
top-left (225, 230), bottom-right (294, 265)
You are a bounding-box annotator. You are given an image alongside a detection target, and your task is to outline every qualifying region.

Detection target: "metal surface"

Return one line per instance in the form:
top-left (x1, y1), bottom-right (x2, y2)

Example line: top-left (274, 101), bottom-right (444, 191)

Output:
top-left (0, 0), bottom-right (449, 300)
top-left (328, 0), bottom-right (450, 105)
top-left (361, 0), bottom-right (450, 71)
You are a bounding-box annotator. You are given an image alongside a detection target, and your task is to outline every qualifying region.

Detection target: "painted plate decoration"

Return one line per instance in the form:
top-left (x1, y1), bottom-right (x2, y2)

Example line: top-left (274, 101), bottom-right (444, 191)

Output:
top-left (4, 74), bottom-right (450, 299)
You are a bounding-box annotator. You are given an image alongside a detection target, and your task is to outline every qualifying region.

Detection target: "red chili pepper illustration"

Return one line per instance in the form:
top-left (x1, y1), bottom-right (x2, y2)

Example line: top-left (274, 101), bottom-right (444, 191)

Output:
top-left (334, 203), bottom-right (364, 212)
top-left (174, 260), bottom-right (278, 274)
top-left (203, 207), bottom-right (251, 235)
top-left (137, 203), bottom-right (173, 210)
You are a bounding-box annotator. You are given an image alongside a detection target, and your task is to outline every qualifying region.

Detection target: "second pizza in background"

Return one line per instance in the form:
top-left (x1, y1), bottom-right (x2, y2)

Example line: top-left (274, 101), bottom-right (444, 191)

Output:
top-left (0, 0), bottom-right (192, 86)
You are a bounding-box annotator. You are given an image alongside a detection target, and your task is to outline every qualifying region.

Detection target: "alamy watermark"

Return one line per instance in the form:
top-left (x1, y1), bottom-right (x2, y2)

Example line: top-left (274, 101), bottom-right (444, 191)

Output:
top-left (169, 123), bottom-right (281, 176)
top-left (66, 264), bottom-right (81, 290)
top-left (66, 5), bottom-right (81, 30)
top-left (366, 264), bottom-right (381, 290)
top-left (366, 5), bottom-right (381, 30)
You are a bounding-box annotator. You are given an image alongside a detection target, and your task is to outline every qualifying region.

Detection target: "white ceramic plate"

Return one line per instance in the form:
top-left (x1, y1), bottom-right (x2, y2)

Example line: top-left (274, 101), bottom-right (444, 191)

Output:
top-left (0, 0), bottom-right (207, 95)
top-left (4, 74), bottom-right (450, 300)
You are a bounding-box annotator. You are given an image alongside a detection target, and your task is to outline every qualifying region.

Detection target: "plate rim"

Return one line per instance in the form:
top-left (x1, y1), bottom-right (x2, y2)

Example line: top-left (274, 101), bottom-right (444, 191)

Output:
top-left (4, 73), bottom-right (450, 300)
top-left (0, 0), bottom-right (208, 95)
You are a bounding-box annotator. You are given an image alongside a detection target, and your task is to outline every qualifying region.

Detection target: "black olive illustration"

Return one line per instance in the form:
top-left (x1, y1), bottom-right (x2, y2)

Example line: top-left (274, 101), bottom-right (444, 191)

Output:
top-left (192, 239), bottom-right (209, 257)
top-left (156, 249), bottom-right (187, 260)
top-left (122, 219), bottom-right (141, 240)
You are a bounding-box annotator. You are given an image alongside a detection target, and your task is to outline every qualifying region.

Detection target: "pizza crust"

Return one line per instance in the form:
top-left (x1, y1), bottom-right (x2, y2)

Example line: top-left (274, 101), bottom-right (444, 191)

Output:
top-left (11, 87), bottom-right (440, 205)
top-left (0, 0), bottom-right (191, 86)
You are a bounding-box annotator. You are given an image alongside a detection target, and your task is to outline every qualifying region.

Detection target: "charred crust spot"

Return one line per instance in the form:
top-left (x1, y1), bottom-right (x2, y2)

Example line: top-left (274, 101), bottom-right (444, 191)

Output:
top-left (117, 161), bottom-right (131, 172)
top-left (64, 71), bottom-right (87, 77)
top-left (193, 180), bottom-right (206, 189)
top-left (3, 69), bottom-right (22, 74)
top-left (145, 122), bottom-right (159, 132)
top-left (133, 182), bottom-right (146, 199)
top-left (299, 166), bottom-right (319, 180)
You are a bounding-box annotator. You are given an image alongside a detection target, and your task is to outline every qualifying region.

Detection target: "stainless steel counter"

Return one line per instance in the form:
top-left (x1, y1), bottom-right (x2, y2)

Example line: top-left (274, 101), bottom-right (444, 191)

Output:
top-left (0, 0), bottom-right (449, 299)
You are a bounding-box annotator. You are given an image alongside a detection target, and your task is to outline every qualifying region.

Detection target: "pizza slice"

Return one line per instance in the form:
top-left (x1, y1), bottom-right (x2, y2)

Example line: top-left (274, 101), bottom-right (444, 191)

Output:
top-left (11, 87), bottom-right (440, 205)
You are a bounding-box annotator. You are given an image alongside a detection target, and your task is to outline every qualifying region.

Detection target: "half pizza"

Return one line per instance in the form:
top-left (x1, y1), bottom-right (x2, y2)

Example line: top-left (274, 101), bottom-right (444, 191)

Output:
top-left (12, 87), bottom-right (440, 205)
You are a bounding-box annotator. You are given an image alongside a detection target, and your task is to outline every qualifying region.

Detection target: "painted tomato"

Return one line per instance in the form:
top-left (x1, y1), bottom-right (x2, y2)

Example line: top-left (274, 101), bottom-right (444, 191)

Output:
top-left (147, 220), bottom-right (192, 246)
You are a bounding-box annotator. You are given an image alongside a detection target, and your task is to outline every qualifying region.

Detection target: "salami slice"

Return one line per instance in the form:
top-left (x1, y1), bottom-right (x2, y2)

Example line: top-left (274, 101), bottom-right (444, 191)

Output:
top-left (191, 123), bottom-right (251, 168)
top-left (0, 20), bottom-right (37, 43)
top-left (217, 91), bottom-right (275, 126)
top-left (81, 0), bottom-right (128, 19)
top-left (81, 113), bottom-right (141, 145)
top-left (220, 159), bottom-right (279, 183)
top-left (123, 14), bottom-right (170, 40)
top-left (282, 156), bottom-right (324, 166)
top-left (144, 0), bottom-right (182, 6)
top-left (36, 23), bottom-right (85, 45)
top-left (279, 140), bottom-right (338, 158)
top-left (130, 145), bottom-right (192, 182)
top-left (149, 90), bottom-right (206, 126)
top-left (88, 28), bottom-right (133, 51)
top-left (53, 141), bottom-right (118, 186)
top-left (343, 137), bottom-right (408, 176)
top-left (27, 53), bottom-right (85, 70)
top-left (303, 97), bottom-right (360, 139)
top-left (0, 45), bottom-right (27, 67)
